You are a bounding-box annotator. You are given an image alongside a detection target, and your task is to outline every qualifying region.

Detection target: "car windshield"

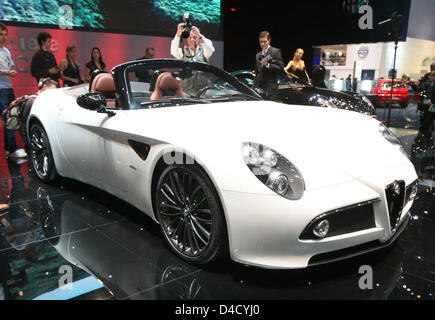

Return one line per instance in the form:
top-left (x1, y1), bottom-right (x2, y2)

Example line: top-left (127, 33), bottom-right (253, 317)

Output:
top-left (277, 73), bottom-right (311, 89)
top-left (126, 63), bottom-right (260, 109)
top-left (381, 81), bottom-right (405, 88)
top-left (232, 71), bottom-right (255, 86)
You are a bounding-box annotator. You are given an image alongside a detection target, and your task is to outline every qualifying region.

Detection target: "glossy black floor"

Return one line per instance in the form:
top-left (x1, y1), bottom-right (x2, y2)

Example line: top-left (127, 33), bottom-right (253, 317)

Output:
top-left (0, 103), bottom-right (434, 300)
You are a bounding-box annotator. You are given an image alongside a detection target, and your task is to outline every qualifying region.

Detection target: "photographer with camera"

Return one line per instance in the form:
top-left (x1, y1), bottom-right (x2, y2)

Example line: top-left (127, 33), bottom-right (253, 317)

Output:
top-left (170, 13), bottom-right (215, 63)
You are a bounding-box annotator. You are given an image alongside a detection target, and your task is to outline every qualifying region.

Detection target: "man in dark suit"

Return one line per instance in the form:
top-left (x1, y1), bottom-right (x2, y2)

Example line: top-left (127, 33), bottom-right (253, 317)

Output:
top-left (420, 71), bottom-right (435, 134)
top-left (135, 47), bottom-right (155, 82)
top-left (253, 31), bottom-right (284, 96)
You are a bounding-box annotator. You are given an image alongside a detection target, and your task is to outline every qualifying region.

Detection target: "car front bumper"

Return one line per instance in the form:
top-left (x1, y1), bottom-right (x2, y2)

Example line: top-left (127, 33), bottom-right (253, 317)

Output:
top-left (218, 175), bottom-right (416, 269)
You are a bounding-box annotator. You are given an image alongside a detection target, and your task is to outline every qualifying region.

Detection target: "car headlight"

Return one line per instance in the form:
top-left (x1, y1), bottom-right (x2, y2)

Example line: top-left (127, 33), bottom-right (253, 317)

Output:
top-left (241, 142), bottom-right (305, 200)
top-left (379, 124), bottom-right (409, 159)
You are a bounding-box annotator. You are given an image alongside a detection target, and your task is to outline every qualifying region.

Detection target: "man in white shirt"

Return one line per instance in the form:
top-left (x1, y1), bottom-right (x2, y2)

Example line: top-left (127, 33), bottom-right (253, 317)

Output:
top-left (170, 23), bottom-right (215, 63)
top-left (0, 23), bottom-right (26, 159)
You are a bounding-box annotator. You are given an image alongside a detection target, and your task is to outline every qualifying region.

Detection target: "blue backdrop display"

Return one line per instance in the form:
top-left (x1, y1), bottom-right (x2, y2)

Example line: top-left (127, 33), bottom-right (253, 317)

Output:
top-left (0, 0), bottom-right (222, 39)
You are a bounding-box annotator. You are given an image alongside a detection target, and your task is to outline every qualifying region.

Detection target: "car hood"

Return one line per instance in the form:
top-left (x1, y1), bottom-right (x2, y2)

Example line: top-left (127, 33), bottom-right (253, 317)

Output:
top-left (278, 86), bottom-right (375, 114)
top-left (113, 100), bottom-right (415, 193)
top-left (278, 85), bottom-right (354, 98)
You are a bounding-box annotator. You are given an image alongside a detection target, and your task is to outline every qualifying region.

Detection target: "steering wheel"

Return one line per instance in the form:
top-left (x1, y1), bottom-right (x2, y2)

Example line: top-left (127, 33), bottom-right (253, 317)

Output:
top-left (195, 86), bottom-right (215, 98)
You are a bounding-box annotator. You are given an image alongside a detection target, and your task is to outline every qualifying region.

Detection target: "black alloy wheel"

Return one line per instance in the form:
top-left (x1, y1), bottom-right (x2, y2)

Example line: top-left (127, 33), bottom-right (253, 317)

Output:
top-left (159, 265), bottom-right (208, 299)
top-left (37, 186), bottom-right (61, 245)
top-left (29, 123), bottom-right (59, 182)
top-left (155, 165), bottom-right (227, 264)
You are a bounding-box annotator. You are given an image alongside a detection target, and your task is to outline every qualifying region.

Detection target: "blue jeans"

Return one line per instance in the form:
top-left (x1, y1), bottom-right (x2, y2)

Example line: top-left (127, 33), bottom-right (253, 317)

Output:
top-left (0, 88), bottom-right (19, 153)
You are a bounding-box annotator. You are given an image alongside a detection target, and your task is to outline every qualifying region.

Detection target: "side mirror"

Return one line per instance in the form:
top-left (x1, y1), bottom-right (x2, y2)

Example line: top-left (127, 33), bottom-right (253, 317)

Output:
top-left (77, 92), bottom-right (107, 110)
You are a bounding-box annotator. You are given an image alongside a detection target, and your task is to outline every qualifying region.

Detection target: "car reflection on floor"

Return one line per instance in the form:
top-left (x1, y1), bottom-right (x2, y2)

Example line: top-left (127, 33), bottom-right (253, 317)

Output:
top-left (0, 127), bottom-right (434, 300)
top-left (376, 101), bottom-right (421, 129)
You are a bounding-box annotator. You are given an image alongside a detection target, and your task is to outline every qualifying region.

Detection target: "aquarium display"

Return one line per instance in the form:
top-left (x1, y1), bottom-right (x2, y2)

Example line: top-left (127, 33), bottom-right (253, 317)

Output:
top-left (0, 0), bottom-right (222, 39)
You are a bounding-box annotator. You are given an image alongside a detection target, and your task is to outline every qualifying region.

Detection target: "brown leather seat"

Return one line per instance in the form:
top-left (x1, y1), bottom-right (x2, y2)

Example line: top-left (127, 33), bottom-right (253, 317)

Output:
top-left (90, 73), bottom-right (116, 108)
top-left (150, 72), bottom-right (185, 101)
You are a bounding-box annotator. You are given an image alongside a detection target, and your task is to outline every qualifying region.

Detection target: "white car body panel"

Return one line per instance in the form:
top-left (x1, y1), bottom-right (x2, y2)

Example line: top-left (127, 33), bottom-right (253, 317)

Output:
top-left (28, 81), bottom-right (418, 269)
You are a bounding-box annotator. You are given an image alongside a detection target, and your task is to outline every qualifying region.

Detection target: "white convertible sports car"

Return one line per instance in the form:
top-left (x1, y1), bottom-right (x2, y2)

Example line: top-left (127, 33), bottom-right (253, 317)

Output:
top-left (27, 59), bottom-right (418, 269)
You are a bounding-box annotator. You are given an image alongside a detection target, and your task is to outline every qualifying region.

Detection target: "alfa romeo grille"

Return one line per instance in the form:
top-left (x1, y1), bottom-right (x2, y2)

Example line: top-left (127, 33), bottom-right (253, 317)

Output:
top-left (385, 181), bottom-right (405, 232)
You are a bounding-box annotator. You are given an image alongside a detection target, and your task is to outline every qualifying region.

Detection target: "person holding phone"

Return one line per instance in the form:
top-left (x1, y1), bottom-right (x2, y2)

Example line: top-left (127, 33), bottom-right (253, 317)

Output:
top-left (253, 31), bottom-right (284, 96)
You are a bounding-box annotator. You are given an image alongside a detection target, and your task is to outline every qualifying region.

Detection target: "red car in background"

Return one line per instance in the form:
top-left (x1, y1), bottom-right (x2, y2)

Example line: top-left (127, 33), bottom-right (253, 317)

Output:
top-left (370, 79), bottom-right (409, 108)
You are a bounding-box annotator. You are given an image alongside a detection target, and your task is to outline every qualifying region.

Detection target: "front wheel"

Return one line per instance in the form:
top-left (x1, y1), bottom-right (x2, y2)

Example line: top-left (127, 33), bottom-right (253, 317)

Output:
top-left (155, 164), bottom-right (227, 265)
top-left (29, 123), bottom-right (59, 182)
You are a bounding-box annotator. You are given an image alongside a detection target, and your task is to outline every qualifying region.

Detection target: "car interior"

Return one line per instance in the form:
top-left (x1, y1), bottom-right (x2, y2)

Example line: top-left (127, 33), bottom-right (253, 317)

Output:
top-left (127, 67), bottom-right (228, 108)
top-left (150, 72), bottom-right (185, 100)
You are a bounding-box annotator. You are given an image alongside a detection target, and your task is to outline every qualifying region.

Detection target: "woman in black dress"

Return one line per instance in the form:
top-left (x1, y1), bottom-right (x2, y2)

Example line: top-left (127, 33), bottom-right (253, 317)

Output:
top-left (59, 45), bottom-right (84, 87)
top-left (84, 47), bottom-right (106, 82)
top-left (284, 48), bottom-right (311, 83)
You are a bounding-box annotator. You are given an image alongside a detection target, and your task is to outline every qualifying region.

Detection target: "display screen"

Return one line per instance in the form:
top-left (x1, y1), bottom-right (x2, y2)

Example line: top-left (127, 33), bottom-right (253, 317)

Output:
top-left (0, 0), bottom-right (222, 40)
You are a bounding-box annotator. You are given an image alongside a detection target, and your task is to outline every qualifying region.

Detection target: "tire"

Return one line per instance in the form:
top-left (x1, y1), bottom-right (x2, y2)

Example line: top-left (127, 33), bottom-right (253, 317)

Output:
top-left (400, 103), bottom-right (408, 109)
top-left (155, 164), bottom-right (227, 265)
top-left (37, 186), bottom-right (61, 245)
top-left (29, 123), bottom-right (59, 182)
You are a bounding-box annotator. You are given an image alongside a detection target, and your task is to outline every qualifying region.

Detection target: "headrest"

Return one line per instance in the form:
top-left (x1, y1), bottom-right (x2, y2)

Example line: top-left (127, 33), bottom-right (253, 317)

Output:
top-left (91, 73), bottom-right (116, 98)
top-left (88, 69), bottom-right (108, 91)
top-left (150, 72), bottom-right (184, 100)
top-left (158, 73), bottom-right (180, 95)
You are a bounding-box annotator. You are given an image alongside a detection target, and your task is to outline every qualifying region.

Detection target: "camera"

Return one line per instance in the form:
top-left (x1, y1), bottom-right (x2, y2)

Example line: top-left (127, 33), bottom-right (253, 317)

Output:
top-left (181, 13), bottom-right (192, 39)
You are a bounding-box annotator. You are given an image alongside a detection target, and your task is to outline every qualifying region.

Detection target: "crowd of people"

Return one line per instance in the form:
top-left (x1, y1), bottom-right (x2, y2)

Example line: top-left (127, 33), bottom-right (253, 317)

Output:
top-left (28, 32), bottom-right (106, 87)
top-left (0, 21), bottom-right (216, 163)
top-left (252, 31), bottom-right (328, 95)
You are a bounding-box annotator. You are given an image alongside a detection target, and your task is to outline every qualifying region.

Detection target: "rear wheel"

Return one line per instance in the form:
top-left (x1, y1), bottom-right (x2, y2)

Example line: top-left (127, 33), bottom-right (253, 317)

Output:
top-left (155, 164), bottom-right (227, 264)
top-left (29, 123), bottom-right (59, 182)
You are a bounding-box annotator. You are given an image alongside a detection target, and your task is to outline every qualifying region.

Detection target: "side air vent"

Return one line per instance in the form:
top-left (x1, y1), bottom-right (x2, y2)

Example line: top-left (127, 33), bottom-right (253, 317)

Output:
top-left (299, 199), bottom-right (378, 240)
top-left (128, 140), bottom-right (151, 161)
